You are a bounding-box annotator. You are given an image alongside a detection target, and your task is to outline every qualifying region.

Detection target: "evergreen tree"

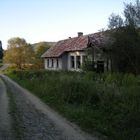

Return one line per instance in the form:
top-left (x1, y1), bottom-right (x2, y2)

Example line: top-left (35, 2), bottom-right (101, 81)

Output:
top-left (0, 41), bottom-right (3, 60)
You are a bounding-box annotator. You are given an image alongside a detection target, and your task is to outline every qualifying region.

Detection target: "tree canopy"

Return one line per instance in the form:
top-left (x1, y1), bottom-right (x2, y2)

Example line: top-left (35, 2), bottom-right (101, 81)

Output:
top-left (3, 38), bottom-right (53, 69)
top-left (4, 37), bottom-right (34, 69)
top-left (33, 42), bottom-right (51, 57)
top-left (32, 42), bottom-right (51, 68)
top-left (107, 0), bottom-right (140, 74)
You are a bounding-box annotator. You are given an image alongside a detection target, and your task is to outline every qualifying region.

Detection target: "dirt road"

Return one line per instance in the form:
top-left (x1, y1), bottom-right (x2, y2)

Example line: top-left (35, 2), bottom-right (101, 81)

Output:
top-left (0, 79), bottom-right (14, 139)
top-left (0, 75), bottom-right (99, 140)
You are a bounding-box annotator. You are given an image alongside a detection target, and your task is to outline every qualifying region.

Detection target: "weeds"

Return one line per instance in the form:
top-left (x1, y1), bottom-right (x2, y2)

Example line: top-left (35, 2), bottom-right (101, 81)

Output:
top-left (6, 70), bottom-right (140, 140)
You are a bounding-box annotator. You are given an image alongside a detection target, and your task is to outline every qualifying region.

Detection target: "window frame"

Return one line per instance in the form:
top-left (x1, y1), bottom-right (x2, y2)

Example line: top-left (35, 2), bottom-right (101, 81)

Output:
top-left (47, 59), bottom-right (49, 68)
top-left (56, 59), bottom-right (59, 68)
top-left (51, 59), bottom-right (54, 68)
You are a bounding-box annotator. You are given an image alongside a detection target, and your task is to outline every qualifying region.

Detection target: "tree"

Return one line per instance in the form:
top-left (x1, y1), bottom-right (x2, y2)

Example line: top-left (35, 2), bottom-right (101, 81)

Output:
top-left (34, 42), bottom-right (50, 57)
top-left (0, 41), bottom-right (3, 60)
top-left (108, 13), bottom-right (124, 29)
top-left (33, 42), bottom-right (51, 68)
top-left (4, 37), bottom-right (34, 69)
top-left (124, 0), bottom-right (140, 27)
top-left (107, 0), bottom-right (140, 74)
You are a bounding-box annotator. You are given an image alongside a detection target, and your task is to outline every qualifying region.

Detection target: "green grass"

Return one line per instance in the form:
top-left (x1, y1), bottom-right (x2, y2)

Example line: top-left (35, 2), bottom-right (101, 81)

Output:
top-left (6, 70), bottom-right (140, 140)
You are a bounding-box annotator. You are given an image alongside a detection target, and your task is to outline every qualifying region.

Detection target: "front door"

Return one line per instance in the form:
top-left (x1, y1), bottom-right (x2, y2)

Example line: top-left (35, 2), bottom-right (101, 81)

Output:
top-left (97, 61), bottom-right (104, 73)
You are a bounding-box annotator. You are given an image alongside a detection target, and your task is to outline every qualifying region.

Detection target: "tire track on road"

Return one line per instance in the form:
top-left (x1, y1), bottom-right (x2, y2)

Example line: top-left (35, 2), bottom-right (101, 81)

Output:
top-left (0, 78), bottom-right (14, 140)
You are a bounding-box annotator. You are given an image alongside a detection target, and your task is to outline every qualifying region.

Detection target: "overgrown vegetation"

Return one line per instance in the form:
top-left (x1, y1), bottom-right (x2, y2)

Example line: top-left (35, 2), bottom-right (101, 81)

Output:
top-left (6, 70), bottom-right (140, 140)
top-left (106, 0), bottom-right (140, 74)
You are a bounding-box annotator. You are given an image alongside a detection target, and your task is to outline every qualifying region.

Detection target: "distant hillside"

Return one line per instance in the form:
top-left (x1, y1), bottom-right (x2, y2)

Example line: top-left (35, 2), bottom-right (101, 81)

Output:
top-left (32, 41), bottom-right (56, 52)
top-left (32, 41), bottom-right (56, 48)
top-left (46, 42), bottom-right (56, 46)
top-left (32, 41), bottom-right (56, 46)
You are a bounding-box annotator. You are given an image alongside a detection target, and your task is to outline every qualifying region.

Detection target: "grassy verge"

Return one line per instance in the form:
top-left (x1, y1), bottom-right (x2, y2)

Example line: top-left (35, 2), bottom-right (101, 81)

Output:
top-left (6, 70), bottom-right (140, 140)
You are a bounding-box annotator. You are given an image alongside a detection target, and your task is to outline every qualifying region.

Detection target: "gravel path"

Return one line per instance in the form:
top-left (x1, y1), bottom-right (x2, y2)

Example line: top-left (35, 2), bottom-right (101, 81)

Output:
top-left (0, 75), bottom-right (99, 140)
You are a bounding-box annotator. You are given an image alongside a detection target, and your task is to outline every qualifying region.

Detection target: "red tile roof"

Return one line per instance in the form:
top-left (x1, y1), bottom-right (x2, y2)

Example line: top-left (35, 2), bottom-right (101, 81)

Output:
top-left (41, 32), bottom-right (104, 58)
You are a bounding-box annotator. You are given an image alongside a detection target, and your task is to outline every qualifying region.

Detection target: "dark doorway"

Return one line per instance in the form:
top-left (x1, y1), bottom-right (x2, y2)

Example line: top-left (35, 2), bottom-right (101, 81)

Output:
top-left (97, 61), bottom-right (104, 73)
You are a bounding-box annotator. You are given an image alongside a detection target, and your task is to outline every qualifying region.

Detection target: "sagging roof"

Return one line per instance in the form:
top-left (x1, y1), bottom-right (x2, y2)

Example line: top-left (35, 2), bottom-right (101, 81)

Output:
top-left (41, 32), bottom-right (105, 58)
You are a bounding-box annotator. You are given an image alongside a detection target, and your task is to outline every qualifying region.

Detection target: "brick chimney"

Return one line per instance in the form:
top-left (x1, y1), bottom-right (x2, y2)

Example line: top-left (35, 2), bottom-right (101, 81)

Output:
top-left (78, 32), bottom-right (83, 37)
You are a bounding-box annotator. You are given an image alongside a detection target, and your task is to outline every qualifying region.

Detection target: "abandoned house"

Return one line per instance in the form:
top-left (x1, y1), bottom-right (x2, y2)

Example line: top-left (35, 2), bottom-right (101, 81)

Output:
top-left (41, 32), bottom-right (112, 72)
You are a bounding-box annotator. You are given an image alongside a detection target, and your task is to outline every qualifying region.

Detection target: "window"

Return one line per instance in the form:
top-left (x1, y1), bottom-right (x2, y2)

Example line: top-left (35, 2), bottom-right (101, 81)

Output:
top-left (70, 56), bottom-right (75, 68)
top-left (47, 59), bottom-right (49, 67)
top-left (76, 56), bottom-right (81, 69)
top-left (56, 59), bottom-right (59, 68)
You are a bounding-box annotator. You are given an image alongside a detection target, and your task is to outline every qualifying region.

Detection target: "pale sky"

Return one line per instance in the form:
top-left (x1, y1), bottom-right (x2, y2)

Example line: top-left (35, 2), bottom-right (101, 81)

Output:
top-left (0, 0), bottom-right (134, 49)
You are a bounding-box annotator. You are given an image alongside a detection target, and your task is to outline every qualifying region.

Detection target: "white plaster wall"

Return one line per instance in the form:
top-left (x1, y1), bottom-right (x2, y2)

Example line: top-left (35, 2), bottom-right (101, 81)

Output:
top-left (44, 51), bottom-right (86, 71)
top-left (44, 59), bottom-right (48, 69)
top-left (59, 58), bottom-right (62, 69)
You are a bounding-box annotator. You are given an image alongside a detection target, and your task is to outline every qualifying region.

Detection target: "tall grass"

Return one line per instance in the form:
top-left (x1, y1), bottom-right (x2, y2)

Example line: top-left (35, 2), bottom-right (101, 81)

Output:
top-left (7, 70), bottom-right (140, 140)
